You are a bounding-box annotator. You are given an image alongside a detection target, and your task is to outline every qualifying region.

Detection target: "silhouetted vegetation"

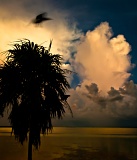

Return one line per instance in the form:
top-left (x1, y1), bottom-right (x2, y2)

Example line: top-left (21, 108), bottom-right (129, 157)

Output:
top-left (0, 39), bottom-right (72, 160)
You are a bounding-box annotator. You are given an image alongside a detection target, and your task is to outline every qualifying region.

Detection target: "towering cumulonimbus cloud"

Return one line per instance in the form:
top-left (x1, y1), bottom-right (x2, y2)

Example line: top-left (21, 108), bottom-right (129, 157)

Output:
top-left (74, 22), bottom-right (132, 93)
top-left (65, 22), bottom-right (137, 126)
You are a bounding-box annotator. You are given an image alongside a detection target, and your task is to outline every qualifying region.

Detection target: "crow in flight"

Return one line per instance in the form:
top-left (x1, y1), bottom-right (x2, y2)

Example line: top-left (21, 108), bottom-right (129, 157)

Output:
top-left (32, 12), bottom-right (52, 24)
top-left (61, 95), bottom-right (70, 101)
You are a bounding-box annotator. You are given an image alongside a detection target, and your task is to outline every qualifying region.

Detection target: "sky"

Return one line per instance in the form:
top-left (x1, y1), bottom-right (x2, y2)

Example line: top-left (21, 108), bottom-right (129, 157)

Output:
top-left (0, 0), bottom-right (137, 127)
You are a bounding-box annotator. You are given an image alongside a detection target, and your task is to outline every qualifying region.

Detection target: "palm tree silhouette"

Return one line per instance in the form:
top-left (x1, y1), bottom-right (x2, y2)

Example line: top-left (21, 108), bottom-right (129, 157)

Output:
top-left (32, 12), bottom-right (52, 24)
top-left (0, 39), bottom-right (72, 160)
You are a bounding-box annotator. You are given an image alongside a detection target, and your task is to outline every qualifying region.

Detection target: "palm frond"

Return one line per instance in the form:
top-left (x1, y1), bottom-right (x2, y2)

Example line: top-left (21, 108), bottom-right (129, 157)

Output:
top-left (0, 39), bottom-right (72, 149)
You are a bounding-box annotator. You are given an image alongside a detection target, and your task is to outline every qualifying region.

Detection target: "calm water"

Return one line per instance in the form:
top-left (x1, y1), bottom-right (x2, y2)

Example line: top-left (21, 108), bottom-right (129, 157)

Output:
top-left (0, 127), bottom-right (137, 160)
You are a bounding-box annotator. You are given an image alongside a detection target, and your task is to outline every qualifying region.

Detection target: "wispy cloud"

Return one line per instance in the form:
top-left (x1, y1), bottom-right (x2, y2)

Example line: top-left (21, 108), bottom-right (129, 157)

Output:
top-left (0, 0), bottom-right (82, 64)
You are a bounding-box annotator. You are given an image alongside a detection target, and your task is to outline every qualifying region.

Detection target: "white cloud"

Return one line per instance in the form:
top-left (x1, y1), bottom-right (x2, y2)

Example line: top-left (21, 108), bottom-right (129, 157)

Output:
top-left (74, 22), bottom-right (133, 93)
top-left (65, 22), bottom-right (137, 126)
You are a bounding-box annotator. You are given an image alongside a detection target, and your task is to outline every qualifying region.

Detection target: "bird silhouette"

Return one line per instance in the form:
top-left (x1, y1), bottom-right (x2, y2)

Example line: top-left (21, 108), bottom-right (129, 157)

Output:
top-left (61, 95), bottom-right (73, 117)
top-left (61, 95), bottom-right (70, 101)
top-left (32, 12), bottom-right (52, 24)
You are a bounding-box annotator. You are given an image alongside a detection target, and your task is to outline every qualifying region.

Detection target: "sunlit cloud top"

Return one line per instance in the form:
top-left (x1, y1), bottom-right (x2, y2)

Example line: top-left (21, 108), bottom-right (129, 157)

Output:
top-left (75, 22), bottom-right (133, 93)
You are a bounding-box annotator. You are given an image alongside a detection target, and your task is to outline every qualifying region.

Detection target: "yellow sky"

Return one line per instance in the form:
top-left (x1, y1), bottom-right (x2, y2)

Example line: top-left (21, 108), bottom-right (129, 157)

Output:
top-left (0, 2), bottom-right (81, 63)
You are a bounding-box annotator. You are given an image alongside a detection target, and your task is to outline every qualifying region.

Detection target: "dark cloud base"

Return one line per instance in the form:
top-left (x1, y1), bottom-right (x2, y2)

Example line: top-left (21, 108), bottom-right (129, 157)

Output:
top-left (53, 117), bottom-right (137, 128)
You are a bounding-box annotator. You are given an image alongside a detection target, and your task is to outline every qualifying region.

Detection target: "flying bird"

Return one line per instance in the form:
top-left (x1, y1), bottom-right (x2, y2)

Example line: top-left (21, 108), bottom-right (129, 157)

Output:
top-left (32, 12), bottom-right (52, 24)
top-left (61, 95), bottom-right (70, 101)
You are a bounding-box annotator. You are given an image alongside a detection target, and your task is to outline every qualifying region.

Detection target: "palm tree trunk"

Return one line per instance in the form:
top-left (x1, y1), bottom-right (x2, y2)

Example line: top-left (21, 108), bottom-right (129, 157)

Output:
top-left (28, 131), bottom-right (32, 160)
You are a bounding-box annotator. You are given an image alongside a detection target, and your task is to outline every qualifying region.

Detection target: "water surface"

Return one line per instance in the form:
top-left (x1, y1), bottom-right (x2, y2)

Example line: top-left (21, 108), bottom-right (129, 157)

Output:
top-left (0, 127), bottom-right (137, 160)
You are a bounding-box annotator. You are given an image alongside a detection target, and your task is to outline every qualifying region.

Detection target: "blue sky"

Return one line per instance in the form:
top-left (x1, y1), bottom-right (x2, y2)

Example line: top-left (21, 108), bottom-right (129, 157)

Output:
top-left (0, 0), bottom-right (137, 127)
top-left (57, 0), bottom-right (137, 83)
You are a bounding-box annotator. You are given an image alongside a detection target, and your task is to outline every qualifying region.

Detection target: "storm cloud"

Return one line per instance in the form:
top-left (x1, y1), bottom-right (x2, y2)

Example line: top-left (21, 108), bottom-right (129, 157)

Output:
top-left (0, 0), bottom-right (137, 127)
top-left (66, 22), bottom-right (137, 127)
